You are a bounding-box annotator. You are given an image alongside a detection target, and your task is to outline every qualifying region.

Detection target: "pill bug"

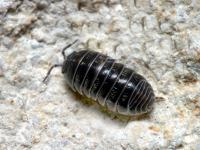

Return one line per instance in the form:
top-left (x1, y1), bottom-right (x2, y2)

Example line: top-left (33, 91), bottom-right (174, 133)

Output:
top-left (43, 41), bottom-right (155, 116)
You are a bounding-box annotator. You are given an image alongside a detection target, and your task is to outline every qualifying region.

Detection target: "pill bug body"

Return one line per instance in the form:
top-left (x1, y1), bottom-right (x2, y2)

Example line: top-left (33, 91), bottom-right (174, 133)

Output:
top-left (61, 50), bottom-right (155, 116)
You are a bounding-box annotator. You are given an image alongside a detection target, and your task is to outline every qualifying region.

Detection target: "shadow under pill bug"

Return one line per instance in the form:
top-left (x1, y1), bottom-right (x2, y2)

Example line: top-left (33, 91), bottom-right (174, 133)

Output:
top-left (43, 40), bottom-right (155, 116)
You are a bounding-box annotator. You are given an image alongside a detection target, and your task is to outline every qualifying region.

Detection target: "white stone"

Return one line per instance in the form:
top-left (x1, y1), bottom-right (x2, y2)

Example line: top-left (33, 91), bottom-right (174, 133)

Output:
top-left (0, 0), bottom-right (200, 149)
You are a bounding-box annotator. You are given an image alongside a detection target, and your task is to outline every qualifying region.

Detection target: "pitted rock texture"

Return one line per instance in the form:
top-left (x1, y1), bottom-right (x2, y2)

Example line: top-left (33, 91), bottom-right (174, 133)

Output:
top-left (0, 0), bottom-right (200, 150)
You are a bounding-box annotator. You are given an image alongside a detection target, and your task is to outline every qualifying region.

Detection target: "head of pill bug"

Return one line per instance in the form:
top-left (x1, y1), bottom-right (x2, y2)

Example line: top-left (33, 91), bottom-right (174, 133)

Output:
top-left (61, 53), bottom-right (76, 73)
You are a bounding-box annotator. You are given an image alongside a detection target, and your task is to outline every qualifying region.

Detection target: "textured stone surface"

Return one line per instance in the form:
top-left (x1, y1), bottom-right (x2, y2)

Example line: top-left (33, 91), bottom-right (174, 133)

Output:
top-left (0, 0), bottom-right (200, 149)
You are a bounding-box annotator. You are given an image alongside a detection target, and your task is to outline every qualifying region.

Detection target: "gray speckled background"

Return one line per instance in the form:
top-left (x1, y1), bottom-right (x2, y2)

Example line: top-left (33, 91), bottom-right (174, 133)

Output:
top-left (0, 0), bottom-right (200, 149)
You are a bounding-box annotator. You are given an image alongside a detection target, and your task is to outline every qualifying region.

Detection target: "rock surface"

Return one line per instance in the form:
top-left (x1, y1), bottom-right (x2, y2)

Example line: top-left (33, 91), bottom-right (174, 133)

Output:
top-left (0, 0), bottom-right (200, 149)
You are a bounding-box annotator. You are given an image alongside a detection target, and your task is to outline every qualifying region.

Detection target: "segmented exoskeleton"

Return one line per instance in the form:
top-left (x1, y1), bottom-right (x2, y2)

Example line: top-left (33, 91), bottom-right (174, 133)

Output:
top-left (43, 41), bottom-right (155, 116)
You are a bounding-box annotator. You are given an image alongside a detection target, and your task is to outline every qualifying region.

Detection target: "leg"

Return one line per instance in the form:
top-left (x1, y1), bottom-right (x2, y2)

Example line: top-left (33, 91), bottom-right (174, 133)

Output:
top-left (43, 64), bottom-right (63, 83)
top-left (62, 39), bottom-right (79, 59)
